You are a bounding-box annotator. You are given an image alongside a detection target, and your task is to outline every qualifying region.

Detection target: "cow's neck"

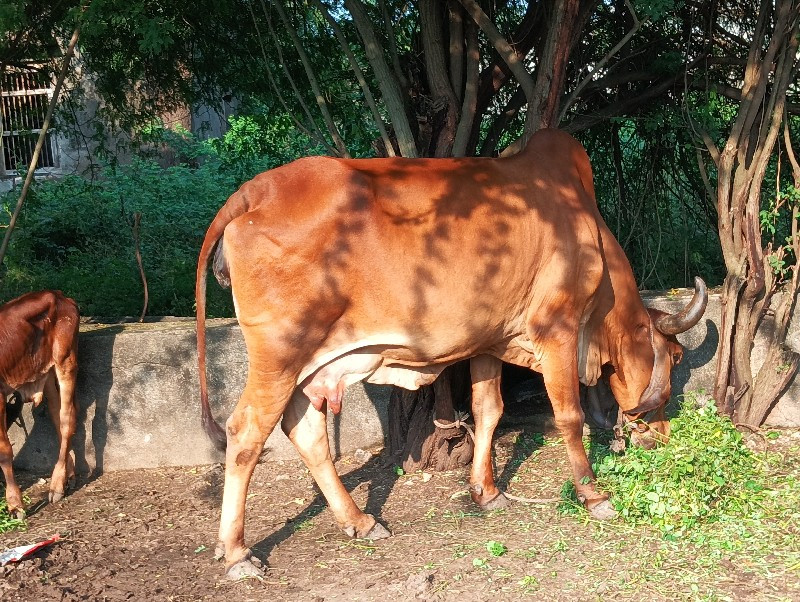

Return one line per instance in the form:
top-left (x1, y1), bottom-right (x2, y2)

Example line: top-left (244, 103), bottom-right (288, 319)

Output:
top-left (600, 232), bottom-right (652, 377)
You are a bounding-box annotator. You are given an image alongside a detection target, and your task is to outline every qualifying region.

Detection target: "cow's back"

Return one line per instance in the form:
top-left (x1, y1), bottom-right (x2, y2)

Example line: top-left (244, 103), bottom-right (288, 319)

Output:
top-left (218, 130), bottom-right (609, 377)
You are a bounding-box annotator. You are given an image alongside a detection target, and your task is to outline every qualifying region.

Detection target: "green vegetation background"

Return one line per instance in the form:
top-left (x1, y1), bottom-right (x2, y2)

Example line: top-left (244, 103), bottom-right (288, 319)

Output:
top-left (0, 111), bottom-right (738, 318)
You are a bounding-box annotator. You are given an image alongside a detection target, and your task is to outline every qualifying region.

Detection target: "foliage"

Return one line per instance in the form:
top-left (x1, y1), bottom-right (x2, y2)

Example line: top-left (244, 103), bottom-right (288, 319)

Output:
top-left (558, 392), bottom-right (781, 543)
top-left (0, 489), bottom-right (25, 533)
top-left (485, 540), bottom-right (507, 557)
top-left (579, 115), bottom-right (725, 290)
top-left (593, 395), bottom-right (767, 538)
top-left (0, 120), bottom-right (312, 316)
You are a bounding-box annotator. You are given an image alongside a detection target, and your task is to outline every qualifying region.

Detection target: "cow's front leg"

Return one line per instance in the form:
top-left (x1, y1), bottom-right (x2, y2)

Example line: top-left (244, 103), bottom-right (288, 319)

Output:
top-left (0, 400), bottom-right (24, 518)
top-left (218, 379), bottom-right (289, 580)
top-left (45, 365), bottom-right (77, 503)
top-left (542, 352), bottom-right (616, 520)
top-left (281, 391), bottom-right (390, 540)
top-left (468, 355), bottom-right (508, 510)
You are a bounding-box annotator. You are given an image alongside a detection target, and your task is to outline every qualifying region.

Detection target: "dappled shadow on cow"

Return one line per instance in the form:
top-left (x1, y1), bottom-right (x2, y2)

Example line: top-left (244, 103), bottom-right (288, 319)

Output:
top-left (194, 129), bottom-right (709, 579)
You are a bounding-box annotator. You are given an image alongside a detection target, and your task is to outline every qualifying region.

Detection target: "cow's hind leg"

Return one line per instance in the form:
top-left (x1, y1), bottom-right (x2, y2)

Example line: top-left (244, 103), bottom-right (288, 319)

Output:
top-left (0, 400), bottom-right (24, 518)
top-left (281, 391), bottom-right (390, 540)
top-left (46, 359), bottom-right (78, 503)
top-left (218, 376), bottom-right (293, 579)
top-left (468, 355), bottom-right (508, 510)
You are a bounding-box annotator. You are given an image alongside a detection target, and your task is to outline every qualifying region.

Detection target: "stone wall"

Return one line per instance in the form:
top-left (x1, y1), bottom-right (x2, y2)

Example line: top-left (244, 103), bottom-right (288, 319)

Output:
top-left (10, 319), bottom-right (390, 474)
top-left (8, 290), bottom-right (800, 474)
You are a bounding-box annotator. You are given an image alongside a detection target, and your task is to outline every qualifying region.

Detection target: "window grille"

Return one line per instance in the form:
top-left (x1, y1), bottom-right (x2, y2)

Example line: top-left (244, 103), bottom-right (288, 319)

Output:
top-left (1, 66), bottom-right (57, 175)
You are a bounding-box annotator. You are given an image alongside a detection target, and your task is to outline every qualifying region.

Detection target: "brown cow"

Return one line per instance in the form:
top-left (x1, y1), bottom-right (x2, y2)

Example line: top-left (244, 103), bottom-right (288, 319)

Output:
top-left (0, 290), bottom-right (79, 518)
top-left (196, 129), bottom-right (707, 578)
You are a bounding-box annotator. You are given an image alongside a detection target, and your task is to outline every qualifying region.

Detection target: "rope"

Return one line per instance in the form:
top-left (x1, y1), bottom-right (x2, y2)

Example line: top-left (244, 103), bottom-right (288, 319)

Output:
top-left (433, 413), bottom-right (476, 442)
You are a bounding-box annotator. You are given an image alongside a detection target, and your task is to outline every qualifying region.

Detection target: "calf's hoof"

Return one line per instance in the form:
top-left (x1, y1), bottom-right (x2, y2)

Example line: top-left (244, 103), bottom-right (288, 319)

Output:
top-left (226, 556), bottom-right (265, 581)
top-left (49, 490), bottom-right (66, 504)
top-left (587, 499), bottom-right (617, 521)
top-left (11, 508), bottom-right (26, 521)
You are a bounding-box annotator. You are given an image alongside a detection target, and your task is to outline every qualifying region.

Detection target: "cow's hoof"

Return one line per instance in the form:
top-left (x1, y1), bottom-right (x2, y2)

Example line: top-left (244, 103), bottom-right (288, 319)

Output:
top-left (363, 520), bottom-right (391, 540)
top-left (478, 492), bottom-right (510, 511)
top-left (344, 518), bottom-right (391, 540)
top-left (214, 542), bottom-right (225, 561)
top-left (10, 508), bottom-right (26, 521)
top-left (49, 490), bottom-right (66, 504)
top-left (587, 499), bottom-right (617, 521)
top-left (226, 557), bottom-right (264, 581)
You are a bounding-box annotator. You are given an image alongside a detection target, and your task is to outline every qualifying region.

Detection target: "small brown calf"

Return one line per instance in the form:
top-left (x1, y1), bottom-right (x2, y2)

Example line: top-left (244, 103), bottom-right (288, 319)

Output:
top-left (0, 290), bottom-right (79, 518)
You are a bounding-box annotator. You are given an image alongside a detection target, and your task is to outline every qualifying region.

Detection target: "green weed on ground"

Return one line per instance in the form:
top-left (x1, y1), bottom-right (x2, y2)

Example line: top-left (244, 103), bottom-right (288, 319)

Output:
top-left (557, 392), bottom-right (800, 589)
top-left (595, 395), bottom-right (767, 537)
top-left (0, 490), bottom-right (25, 534)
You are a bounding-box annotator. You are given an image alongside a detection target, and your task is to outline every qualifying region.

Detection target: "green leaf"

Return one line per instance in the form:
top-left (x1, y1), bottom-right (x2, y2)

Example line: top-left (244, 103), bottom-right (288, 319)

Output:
top-left (485, 541), bottom-right (507, 557)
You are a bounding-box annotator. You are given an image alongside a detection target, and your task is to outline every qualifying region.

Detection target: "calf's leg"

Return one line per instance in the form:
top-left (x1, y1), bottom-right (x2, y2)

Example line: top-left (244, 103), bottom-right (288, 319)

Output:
top-left (0, 400), bottom-right (24, 518)
top-left (45, 361), bottom-right (78, 502)
top-left (281, 391), bottom-right (390, 539)
top-left (468, 355), bottom-right (508, 509)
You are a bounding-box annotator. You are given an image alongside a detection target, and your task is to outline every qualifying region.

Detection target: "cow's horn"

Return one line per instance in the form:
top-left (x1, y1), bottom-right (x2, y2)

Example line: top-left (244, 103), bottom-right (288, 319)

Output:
top-left (654, 277), bottom-right (708, 335)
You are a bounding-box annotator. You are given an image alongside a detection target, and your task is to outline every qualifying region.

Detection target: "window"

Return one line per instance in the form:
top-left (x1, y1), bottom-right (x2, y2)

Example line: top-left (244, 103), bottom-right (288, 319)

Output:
top-left (1, 65), bottom-right (57, 175)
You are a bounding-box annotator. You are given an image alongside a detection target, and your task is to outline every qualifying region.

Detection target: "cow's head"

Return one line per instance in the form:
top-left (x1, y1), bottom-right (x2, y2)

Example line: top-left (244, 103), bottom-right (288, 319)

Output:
top-left (603, 277), bottom-right (707, 448)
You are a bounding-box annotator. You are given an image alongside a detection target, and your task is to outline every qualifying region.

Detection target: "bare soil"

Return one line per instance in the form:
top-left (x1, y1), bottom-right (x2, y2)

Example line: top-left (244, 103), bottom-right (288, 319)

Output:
top-left (1, 427), bottom-right (798, 602)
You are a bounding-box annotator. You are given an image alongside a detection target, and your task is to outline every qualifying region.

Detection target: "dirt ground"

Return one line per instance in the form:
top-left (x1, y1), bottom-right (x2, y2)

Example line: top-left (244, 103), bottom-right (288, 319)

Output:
top-left (1, 427), bottom-right (798, 602)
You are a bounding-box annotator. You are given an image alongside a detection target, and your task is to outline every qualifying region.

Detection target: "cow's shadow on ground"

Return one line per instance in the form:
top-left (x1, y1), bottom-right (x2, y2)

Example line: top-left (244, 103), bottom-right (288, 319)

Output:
top-left (249, 453), bottom-right (401, 561)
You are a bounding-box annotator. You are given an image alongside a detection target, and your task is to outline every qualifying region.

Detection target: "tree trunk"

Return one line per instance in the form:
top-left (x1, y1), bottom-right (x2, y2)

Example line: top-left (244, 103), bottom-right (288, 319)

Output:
top-left (420, 0), bottom-right (460, 157)
top-left (525, 0), bottom-right (580, 134)
top-left (345, 0), bottom-right (419, 158)
top-left (707, 0), bottom-right (800, 427)
top-left (388, 362), bottom-right (474, 472)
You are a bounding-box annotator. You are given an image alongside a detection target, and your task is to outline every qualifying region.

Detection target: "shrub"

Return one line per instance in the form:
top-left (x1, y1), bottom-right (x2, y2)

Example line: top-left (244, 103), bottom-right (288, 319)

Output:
top-left (0, 137), bottom-right (232, 315)
top-left (0, 113), bottom-right (331, 316)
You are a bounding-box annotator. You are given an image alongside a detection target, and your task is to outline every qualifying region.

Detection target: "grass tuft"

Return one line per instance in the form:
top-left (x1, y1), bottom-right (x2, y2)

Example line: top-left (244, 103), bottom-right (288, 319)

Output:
top-left (0, 489), bottom-right (26, 534)
top-left (593, 393), bottom-right (768, 538)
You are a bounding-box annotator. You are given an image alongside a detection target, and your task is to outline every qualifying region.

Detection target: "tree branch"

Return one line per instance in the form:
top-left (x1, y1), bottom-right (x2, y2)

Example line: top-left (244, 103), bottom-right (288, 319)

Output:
top-left (457, 0), bottom-right (536, 105)
top-left (452, 19), bottom-right (479, 157)
top-left (256, 2), bottom-right (335, 153)
top-left (345, 0), bottom-right (418, 157)
top-left (558, 0), bottom-right (643, 123)
top-left (273, 0), bottom-right (350, 157)
top-left (0, 19), bottom-right (82, 271)
top-left (310, 0), bottom-right (395, 156)
top-left (246, 3), bottom-right (333, 153)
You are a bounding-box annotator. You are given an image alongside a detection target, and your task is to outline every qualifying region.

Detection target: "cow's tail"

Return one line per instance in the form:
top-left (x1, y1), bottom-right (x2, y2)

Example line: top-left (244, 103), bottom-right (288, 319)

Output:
top-left (196, 190), bottom-right (250, 452)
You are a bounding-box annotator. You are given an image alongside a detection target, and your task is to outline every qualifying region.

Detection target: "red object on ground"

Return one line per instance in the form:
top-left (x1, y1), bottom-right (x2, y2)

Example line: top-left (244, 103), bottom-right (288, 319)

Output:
top-left (0, 534), bottom-right (61, 566)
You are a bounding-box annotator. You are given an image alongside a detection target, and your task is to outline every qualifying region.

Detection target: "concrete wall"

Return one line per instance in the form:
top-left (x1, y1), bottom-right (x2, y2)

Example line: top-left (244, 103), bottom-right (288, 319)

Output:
top-left (10, 319), bottom-right (390, 474)
top-left (9, 290), bottom-right (800, 474)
